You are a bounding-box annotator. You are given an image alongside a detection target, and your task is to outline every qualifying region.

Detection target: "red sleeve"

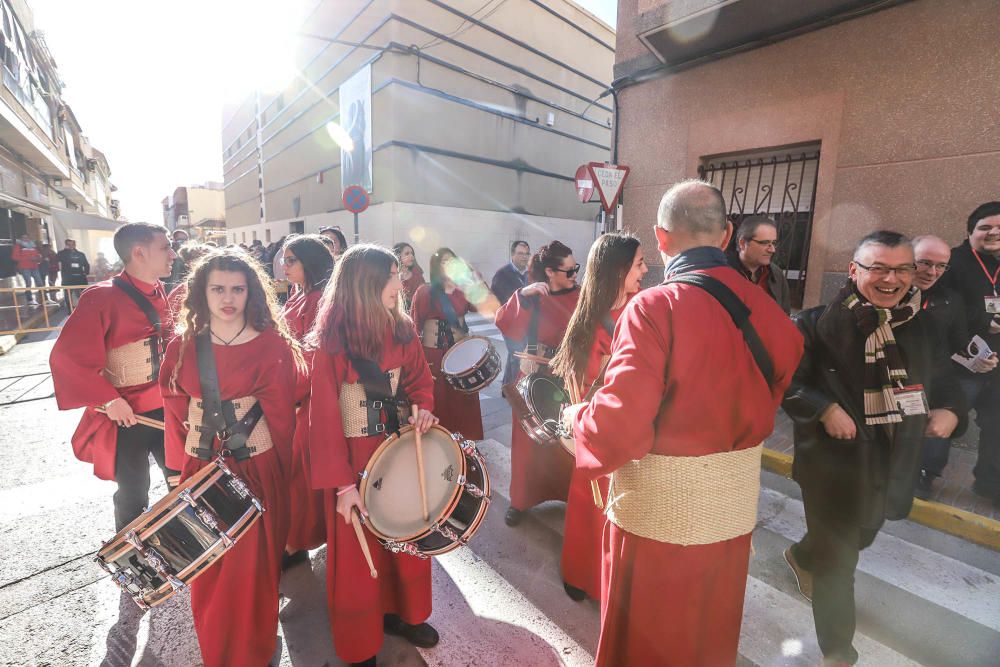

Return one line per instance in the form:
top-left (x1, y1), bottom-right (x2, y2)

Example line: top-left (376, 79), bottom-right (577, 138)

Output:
top-left (400, 333), bottom-right (435, 412)
top-left (494, 290), bottom-right (533, 341)
top-left (410, 284), bottom-right (433, 334)
top-left (49, 289), bottom-right (121, 409)
top-left (254, 336), bottom-right (299, 470)
top-left (11, 245), bottom-right (21, 262)
top-left (307, 347), bottom-right (355, 489)
top-left (158, 338), bottom-right (190, 471)
top-left (574, 300), bottom-right (670, 477)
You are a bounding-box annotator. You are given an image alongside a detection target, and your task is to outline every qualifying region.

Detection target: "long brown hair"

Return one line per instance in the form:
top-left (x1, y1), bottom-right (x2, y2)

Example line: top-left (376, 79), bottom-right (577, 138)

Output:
top-left (550, 233), bottom-right (640, 386)
top-left (170, 248), bottom-right (303, 388)
top-left (307, 244), bottom-right (414, 360)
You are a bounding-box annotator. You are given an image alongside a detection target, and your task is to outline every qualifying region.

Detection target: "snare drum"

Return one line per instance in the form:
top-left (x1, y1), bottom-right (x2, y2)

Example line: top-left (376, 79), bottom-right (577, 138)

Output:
top-left (514, 372), bottom-right (570, 448)
top-left (440, 336), bottom-right (501, 393)
top-left (360, 425), bottom-right (490, 557)
top-left (96, 458), bottom-right (264, 609)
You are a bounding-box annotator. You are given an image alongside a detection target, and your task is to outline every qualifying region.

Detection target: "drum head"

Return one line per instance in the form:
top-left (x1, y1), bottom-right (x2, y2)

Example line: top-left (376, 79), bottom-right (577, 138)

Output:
top-left (527, 374), bottom-right (567, 423)
top-left (363, 425), bottom-right (464, 541)
top-left (442, 337), bottom-right (489, 375)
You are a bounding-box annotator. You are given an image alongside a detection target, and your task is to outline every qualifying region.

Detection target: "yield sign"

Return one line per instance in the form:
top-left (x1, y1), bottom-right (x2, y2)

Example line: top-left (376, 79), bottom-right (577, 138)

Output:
top-left (587, 162), bottom-right (630, 214)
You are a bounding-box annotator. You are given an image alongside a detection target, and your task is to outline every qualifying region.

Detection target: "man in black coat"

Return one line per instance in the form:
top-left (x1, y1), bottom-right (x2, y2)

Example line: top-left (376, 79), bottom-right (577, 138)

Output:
top-left (912, 235), bottom-right (997, 497)
top-left (726, 215), bottom-right (792, 314)
top-left (491, 240), bottom-right (531, 385)
top-left (941, 202), bottom-right (1000, 504)
top-left (782, 231), bottom-right (965, 666)
top-left (56, 239), bottom-right (90, 310)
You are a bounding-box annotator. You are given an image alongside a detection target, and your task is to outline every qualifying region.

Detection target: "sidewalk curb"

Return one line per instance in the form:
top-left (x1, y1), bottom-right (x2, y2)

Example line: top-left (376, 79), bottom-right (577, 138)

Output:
top-left (761, 449), bottom-right (1000, 552)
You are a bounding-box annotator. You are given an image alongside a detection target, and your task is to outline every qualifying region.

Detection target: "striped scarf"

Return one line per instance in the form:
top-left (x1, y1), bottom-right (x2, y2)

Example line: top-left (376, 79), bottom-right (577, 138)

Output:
top-left (842, 286), bottom-right (921, 425)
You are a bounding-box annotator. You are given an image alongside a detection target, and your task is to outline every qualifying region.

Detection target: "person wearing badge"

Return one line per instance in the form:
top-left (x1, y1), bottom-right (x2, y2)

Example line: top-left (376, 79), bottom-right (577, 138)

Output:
top-left (782, 230), bottom-right (966, 666)
top-left (941, 202), bottom-right (1000, 505)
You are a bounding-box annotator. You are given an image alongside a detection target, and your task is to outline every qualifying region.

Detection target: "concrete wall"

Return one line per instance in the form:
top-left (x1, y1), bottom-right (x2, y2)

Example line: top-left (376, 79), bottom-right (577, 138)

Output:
top-left (613, 0), bottom-right (1000, 306)
top-left (222, 0), bottom-right (615, 241)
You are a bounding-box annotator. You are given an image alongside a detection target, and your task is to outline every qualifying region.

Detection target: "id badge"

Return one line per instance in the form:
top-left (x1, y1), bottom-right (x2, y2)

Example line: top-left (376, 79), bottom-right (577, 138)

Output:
top-left (985, 296), bottom-right (1000, 314)
top-left (893, 384), bottom-right (928, 416)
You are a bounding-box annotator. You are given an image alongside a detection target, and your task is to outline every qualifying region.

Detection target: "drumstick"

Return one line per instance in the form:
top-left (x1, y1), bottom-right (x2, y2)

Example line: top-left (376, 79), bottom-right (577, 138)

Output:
top-left (565, 376), bottom-right (604, 510)
top-left (95, 406), bottom-right (165, 430)
top-left (513, 351), bottom-right (550, 365)
top-left (351, 509), bottom-right (378, 578)
top-left (412, 404), bottom-right (430, 521)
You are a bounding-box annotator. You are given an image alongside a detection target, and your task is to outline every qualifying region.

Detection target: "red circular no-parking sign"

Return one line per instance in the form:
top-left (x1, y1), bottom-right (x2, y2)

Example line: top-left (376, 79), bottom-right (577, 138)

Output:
top-left (342, 185), bottom-right (370, 213)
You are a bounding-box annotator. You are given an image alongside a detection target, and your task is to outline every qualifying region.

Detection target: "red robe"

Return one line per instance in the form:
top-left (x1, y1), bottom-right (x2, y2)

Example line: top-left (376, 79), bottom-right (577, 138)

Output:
top-left (494, 286), bottom-right (580, 510)
top-left (283, 287), bottom-right (327, 551)
top-left (574, 266), bottom-right (803, 666)
top-left (308, 313), bottom-right (435, 664)
top-left (560, 304), bottom-right (625, 599)
top-left (49, 273), bottom-right (172, 480)
top-left (167, 282), bottom-right (188, 320)
top-left (160, 329), bottom-right (297, 667)
top-left (410, 283), bottom-right (484, 440)
top-left (401, 265), bottom-right (425, 313)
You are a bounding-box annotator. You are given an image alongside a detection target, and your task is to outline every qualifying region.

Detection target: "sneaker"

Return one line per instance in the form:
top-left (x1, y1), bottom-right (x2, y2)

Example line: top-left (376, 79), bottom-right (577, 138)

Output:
top-left (281, 550), bottom-right (309, 571)
top-left (914, 470), bottom-right (934, 501)
top-left (783, 546), bottom-right (813, 602)
top-left (504, 507), bottom-right (524, 527)
top-left (384, 614), bottom-right (439, 648)
top-left (28, 301), bottom-right (39, 308)
top-left (44, 298), bottom-right (58, 305)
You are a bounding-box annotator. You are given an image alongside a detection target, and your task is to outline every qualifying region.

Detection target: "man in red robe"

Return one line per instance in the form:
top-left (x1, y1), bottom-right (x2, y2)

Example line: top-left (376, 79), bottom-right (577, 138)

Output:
top-left (50, 222), bottom-right (178, 531)
top-left (573, 180), bottom-right (803, 666)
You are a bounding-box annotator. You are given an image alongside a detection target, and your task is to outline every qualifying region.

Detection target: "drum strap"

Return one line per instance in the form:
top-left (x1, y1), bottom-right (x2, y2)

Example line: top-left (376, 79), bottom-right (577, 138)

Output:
top-left (524, 294), bottom-right (542, 354)
top-left (433, 288), bottom-right (468, 348)
top-left (112, 276), bottom-right (163, 381)
top-left (193, 331), bottom-right (263, 461)
top-left (664, 273), bottom-right (775, 386)
top-left (349, 357), bottom-right (408, 436)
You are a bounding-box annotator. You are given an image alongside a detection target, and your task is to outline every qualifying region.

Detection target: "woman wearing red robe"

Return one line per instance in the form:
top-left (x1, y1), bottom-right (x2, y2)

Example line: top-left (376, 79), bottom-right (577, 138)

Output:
top-left (393, 242), bottom-right (425, 314)
top-left (307, 244), bottom-right (441, 667)
top-left (159, 248), bottom-right (302, 667)
top-left (410, 247), bottom-right (490, 440)
top-left (280, 235), bottom-right (334, 559)
top-left (495, 240), bottom-right (581, 526)
top-left (549, 233), bottom-right (647, 601)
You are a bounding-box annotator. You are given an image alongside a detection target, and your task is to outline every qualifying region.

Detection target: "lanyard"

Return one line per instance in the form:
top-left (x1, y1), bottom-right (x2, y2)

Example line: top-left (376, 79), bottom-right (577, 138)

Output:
top-left (971, 248), bottom-right (1000, 296)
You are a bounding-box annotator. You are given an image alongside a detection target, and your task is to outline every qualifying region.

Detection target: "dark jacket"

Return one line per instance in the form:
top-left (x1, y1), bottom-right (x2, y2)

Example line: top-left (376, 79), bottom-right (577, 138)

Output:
top-left (726, 250), bottom-right (791, 314)
top-left (491, 262), bottom-right (528, 307)
top-left (921, 282), bottom-right (971, 360)
top-left (942, 240), bottom-right (999, 351)
top-left (56, 248), bottom-right (90, 279)
top-left (782, 300), bottom-right (967, 528)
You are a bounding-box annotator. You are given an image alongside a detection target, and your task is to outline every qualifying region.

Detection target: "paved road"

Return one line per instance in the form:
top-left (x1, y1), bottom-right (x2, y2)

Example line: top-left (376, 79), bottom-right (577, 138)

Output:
top-left (1, 317), bottom-right (998, 666)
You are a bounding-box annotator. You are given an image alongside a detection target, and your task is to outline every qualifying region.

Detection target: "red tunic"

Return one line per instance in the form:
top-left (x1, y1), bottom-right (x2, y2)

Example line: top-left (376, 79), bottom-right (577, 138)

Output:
top-left (400, 265), bottom-right (425, 313)
top-left (283, 287), bottom-right (327, 551)
top-left (410, 283), bottom-right (484, 440)
top-left (159, 329), bottom-right (297, 667)
top-left (49, 273), bottom-right (172, 480)
top-left (167, 282), bottom-right (188, 320)
top-left (560, 304), bottom-right (625, 599)
top-left (308, 314), bottom-right (435, 664)
top-left (494, 286), bottom-right (580, 510)
top-left (574, 266), bottom-right (803, 666)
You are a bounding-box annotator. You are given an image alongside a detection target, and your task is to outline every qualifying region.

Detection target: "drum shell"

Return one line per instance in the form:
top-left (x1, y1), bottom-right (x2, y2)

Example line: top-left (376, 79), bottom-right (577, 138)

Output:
top-left (441, 336), bottom-right (501, 394)
top-left (514, 373), bottom-right (568, 448)
top-left (95, 460), bottom-right (263, 608)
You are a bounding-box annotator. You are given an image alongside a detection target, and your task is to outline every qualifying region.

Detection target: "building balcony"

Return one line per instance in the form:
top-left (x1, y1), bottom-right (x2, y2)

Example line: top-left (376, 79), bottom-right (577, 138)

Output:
top-left (0, 65), bottom-right (67, 178)
top-left (52, 168), bottom-right (92, 208)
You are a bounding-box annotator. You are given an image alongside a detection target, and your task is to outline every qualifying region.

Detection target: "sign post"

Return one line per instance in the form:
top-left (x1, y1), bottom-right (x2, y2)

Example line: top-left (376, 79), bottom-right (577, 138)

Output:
top-left (342, 185), bottom-right (370, 244)
top-left (587, 162), bottom-right (630, 233)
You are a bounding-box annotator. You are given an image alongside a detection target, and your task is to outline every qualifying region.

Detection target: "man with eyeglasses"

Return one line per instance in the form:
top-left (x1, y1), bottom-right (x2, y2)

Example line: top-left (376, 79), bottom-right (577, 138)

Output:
top-left (912, 235), bottom-right (997, 498)
top-left (726, 215), bottom-right (791, 313)
top-left (491, 240), bottom-right (531, 385)
top-left (942, 202), bottom-right (1000, 506)
top-left (783, 230), bottom-right (965, 666)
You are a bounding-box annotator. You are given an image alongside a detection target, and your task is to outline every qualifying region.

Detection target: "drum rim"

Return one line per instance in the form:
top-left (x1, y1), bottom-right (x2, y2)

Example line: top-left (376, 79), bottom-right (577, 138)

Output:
top-left (515, 372), bottom-right (571, 448)
top-left (420, 446), bottom-right (492, 555)
top-left (360, 424), bottom-right (467, 543)
top-left (440, 335), bottom-right (493, 377)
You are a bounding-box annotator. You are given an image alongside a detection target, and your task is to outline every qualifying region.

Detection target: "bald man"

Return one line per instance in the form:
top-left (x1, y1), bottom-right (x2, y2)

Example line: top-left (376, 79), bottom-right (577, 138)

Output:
top-left (914, 235), bottom-right (997, 497)
top-left (572, 180), bottom-right (803, 666)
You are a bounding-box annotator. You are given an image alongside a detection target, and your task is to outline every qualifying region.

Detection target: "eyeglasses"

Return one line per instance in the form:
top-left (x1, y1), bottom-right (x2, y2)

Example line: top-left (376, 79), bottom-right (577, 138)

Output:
top-left (915, 259), bottom-right (950, 273)
top-left (281, 256), bottom-right (299, 266)
top-left (854, 261), bottom-right (916, 278)
top-left (552, 263), bottom-right (581, 278)
top-left (748, 239), bottom-right (779, 249)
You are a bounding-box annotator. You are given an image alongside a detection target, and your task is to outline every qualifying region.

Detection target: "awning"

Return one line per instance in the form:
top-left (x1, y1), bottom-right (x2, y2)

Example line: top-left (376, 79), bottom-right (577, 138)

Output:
top-left (49, 208), bottom-right (120, 250)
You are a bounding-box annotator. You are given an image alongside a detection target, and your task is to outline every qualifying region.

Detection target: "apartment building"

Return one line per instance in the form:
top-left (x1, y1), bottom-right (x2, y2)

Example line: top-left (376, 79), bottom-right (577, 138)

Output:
top-left (611, 0), bottom-right (999, 308)
top-left (221, 0), bottom-right (614, 272)
top-left (0, 0), bottom-right (118, 278)
top-left (162, 182), bottom-right (226, 243)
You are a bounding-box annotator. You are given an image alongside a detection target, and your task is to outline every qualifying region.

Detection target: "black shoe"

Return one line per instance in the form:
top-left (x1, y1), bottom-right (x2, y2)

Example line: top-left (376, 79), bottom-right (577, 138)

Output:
top-left (971, 481), bottom-right (1000, 505)
top-left (563, 581), bottom-right (586, 601)
top-left (505, 507), bottom-right (523, 527)
top-left (914, 470), bottom-right (934, 501)
top-left (384, 614), bottom-right (439, 648)
top-left (350, 658), bottom-right (376, 667)
top-left (281, 550), bottom-right (309, 571)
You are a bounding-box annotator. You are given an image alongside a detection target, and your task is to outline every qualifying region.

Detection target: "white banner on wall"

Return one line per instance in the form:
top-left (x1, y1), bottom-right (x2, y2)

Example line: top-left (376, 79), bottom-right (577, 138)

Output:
top-left (339, 65), bottom-right (373, 193)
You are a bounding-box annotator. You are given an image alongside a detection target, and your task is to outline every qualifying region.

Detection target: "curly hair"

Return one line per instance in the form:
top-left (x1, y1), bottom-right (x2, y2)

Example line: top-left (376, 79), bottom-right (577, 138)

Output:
top-left (529, 240), bottom-right (573, 283)
top-left (170, 248), bottom-right (303, 389)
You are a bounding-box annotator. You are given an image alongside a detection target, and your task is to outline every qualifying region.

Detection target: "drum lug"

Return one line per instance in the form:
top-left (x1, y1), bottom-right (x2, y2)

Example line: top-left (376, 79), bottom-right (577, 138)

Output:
top-left (166, 574), bottom-right (186, 591)
top-left (463, 482), bottom-right (486, 499)
top-left (383, 539), bottom-right (428, 560)
top-left (456, 474), bottom-right (467, 486)
top-left (178, 489), bottom-right (198, 507)
top-left (431, 521), bottom-right (467, 546)
top-left (124, 530), bottom-right (144, 550)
